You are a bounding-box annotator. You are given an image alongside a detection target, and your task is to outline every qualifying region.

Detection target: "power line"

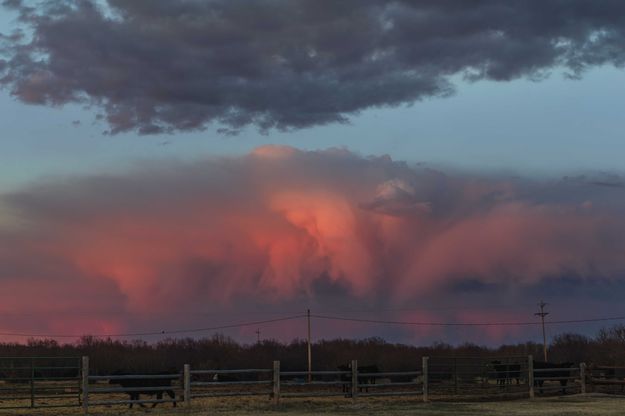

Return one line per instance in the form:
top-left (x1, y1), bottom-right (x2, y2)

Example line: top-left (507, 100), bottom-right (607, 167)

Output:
top-left (310, 313), bottom-right (625, 327)
top-left (0, 314), bottom-right (306, 339)
top-left (3, 312), bottom-right (625, 339)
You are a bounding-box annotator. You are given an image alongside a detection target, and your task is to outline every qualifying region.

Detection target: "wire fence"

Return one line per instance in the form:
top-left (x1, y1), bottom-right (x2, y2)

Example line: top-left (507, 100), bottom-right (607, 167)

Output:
top-left (0, 356), bottom-right (81, 410)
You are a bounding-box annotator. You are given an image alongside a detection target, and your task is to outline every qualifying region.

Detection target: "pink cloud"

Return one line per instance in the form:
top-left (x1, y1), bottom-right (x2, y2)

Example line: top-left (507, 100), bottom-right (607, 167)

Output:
top-left (1, 146), bottom-right (625, 343)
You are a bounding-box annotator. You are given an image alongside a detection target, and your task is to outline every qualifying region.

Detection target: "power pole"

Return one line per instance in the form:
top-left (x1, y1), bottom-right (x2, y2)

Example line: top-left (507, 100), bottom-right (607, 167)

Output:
top-left (255, 329), bottom-right (260, 344)
top-left (535, 300), bottom-right (549, 361)
top-left (307, 309), bottom-right (312, 382)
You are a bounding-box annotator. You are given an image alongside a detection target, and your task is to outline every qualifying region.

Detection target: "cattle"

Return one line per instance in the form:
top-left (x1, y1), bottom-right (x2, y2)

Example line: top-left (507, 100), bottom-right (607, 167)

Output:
top-left (358, 365), bottom-right (379, 391)
top-left (108, 371), bottom-right (178, 408)
top-left (533, 361), bottom-right (575, 394)
top-left (337, 364), bottom-right (379, 395)
top-left (491, 360), bottom-right (521, 386)
top-left (337, 364), bottom-right (351, 394)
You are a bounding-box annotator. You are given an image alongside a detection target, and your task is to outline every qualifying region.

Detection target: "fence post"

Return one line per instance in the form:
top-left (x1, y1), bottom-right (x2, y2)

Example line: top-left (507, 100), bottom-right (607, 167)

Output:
top-left (422, 356), bottom-right (429, 402)
top-left (30, 357), bottom-right (35, 408)
top-left (183, 364), bottom-right (191, 407)
top-left (528, 355), bottom-right (534, 399)
top-left (580, 362), bottom-right (586, 395)
top-left (453, 357), bottom-right (458, 395)
top-left (272, 360), bottom-right (280, 405)
top-left (81, 356), bottom-right (89, 415)
top-left (351, 359), bottom-right (358, 402)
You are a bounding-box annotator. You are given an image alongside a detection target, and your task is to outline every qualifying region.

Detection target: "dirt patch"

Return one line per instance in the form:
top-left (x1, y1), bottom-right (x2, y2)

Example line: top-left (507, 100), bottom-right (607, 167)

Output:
top-left (2, 396), bottom-right (625, 416)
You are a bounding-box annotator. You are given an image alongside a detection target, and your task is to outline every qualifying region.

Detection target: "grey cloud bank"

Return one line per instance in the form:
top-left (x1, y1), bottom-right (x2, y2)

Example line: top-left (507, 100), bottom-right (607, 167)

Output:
top-left (1, 0), bottom-right (625, 135)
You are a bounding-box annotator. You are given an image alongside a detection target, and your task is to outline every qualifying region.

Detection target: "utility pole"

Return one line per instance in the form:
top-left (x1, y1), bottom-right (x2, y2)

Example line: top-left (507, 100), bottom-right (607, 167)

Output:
top-left (307, 309), bottom-right (312, 382)
top-left (535, 300), bottom-right (549, 361)
top-left (255, 329), bottom-right (260, 344)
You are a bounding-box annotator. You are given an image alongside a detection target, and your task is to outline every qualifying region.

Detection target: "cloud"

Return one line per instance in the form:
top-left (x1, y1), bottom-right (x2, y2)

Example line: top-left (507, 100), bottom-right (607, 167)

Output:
top-left (362, 178), bottom-right (431, 217)
top-left (1, 0), bottom-right (625, 134)
top-left (1, 146), bottom-right (625, 342)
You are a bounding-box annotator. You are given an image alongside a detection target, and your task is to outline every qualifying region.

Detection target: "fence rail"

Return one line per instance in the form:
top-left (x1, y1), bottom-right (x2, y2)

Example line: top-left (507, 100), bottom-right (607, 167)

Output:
top-left (0, 355), bottom-right (598, 413)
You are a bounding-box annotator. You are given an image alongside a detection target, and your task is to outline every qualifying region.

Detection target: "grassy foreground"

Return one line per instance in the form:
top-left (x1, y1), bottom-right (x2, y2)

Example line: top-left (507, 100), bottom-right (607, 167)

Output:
top-left (2, 395), bottom-right (625, 416)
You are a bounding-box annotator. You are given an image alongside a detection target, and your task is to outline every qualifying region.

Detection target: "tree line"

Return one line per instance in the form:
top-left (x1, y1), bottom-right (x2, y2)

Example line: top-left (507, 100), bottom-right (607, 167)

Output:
top-left (1, 325), bottom-right (625, 374)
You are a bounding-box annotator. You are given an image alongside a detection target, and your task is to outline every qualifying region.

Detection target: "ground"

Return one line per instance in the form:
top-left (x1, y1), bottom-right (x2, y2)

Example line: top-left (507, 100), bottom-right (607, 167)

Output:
top-left (1, 395), bottom-right (624, 415)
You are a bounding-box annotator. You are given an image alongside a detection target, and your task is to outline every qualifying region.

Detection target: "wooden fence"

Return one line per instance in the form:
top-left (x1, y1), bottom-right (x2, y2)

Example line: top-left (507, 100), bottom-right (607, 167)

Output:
top-left (80, 358), bottom-right (425, 413)
top-left (0, 355), bottom-right (611, 413)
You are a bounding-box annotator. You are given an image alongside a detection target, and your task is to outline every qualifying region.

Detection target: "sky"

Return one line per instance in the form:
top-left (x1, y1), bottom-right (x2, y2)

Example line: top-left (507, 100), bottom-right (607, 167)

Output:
top-left (2, 0), bottom-right (625, 346)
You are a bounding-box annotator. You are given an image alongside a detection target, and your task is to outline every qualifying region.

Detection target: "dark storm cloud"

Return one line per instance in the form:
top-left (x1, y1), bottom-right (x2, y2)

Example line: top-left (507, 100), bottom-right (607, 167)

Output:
top-left (1, 0), bottom-right (625, 134)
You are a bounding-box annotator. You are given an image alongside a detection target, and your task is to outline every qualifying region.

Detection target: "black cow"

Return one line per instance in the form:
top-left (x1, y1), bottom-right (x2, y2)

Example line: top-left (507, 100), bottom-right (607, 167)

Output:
top-left (108, 372), bottom-right (178, 408)
top-left (337, 364), bottom-right (379, 394)
top-left (533, 361), bottom-right (575, 394)
top-left (337, 364), bottom-right (351, 394)
top-left (491, 361), bottom-right (521, 386)
top-left (358, 365), bottom-right (379, 391)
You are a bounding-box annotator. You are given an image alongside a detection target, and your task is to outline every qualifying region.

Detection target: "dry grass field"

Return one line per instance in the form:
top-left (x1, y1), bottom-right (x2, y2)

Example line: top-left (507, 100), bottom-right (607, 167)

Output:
top-left (2, 395), bottom-right (625, 416)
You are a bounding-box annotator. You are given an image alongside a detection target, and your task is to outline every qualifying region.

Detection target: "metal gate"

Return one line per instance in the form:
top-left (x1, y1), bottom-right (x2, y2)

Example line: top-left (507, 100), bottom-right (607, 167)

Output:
top-left (0, 356), bottom-right (82, 410)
